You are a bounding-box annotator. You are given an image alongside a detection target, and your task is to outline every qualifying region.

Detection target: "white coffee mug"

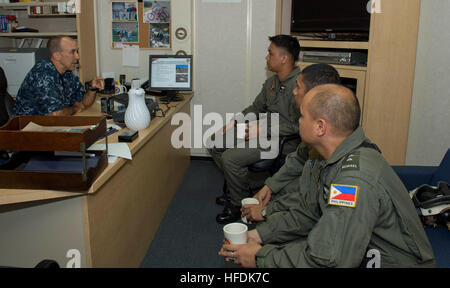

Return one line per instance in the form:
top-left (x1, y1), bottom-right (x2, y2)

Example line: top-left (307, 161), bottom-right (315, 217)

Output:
top-left (115, 85), bottom-right (127, 94)
top-left (223, 223), bottom-right (248, 244)
top-left (241, 198), bottom-right (260, 224)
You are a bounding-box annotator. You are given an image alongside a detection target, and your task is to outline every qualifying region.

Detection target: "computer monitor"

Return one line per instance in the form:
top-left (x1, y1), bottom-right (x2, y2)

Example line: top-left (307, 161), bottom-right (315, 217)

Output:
top-left (149, 54), bottom-right (193, 102)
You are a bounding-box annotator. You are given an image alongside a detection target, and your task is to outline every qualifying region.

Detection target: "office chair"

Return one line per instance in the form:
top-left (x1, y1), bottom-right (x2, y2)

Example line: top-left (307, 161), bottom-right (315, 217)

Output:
top-left (0, 92), bottom-right (14, 127)
top-left (393, 148), bottom-right (450, 191)
top-left (217, 134), bottom-right (300, 205)
top-left (0, 93), bottom-right (15, 164)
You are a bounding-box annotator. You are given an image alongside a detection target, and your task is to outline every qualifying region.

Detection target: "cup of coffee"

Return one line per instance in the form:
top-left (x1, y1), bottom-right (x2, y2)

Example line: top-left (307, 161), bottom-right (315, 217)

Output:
top-left (223, 223), bottom-right (248, 244)
top-left (241, 198), bottom-right (260, 224)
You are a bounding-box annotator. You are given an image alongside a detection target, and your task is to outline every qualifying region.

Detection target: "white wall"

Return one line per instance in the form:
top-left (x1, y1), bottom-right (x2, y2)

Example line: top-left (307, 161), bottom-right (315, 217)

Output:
top-left (192, 0), bottom-right (277, 156)
top-left (406, 0), bottom-right (450, 165)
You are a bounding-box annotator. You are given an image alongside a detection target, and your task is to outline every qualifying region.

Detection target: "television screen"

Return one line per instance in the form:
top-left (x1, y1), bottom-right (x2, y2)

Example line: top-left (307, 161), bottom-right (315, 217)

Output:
top-left (291, 0), bottom-right (371, 34)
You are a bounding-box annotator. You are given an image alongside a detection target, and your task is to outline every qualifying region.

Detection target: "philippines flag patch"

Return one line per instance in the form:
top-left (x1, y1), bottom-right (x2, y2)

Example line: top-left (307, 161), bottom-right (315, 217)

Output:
top-left (329, 184), bottom-right (359, 208)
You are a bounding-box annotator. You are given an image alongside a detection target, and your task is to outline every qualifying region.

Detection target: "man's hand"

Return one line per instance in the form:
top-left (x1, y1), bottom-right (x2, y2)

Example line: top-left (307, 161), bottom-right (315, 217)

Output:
top-left (220, 121), bottom-right (235, 135)
top-left (241, 203), bottom-right (265, 223)
top-left (219, 238), bottom-right (262, 268)
top-left (245, 121), bottom-right (260, 140)
top-left (90, 77), bottom-right (105, 91)
top-left (254, 185), bottom-right (273, 206)
top-left (248, 229), bottom-right (263, 244)
top-left (72, 102), bottom-right (85, 114)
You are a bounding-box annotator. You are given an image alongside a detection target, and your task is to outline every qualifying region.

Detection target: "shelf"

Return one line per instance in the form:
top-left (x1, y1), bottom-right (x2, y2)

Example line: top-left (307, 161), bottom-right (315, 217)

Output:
top-left (299, 40), bottom-right (369, 50)
top-left (0, 2), bottom-right (68, 9)
top-left (0, 32), bottom-right (77, 38)
top-left (298, 62), bottom-right (367, 72)
top-left (28, 13), bottom-right (76, 17)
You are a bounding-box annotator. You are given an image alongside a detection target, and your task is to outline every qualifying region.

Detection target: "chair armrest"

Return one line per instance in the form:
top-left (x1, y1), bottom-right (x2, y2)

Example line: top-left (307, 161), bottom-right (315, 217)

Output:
top-left (392, 166), bottom-right (437, 190)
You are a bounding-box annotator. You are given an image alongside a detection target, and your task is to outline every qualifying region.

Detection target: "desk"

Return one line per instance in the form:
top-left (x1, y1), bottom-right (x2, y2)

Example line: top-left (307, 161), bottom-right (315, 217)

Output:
top-left (0, 94), bottom-right (193, 267)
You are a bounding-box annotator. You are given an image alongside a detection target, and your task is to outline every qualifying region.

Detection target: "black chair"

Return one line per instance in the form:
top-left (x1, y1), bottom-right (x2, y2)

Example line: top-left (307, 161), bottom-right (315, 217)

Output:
top-left (0, 92), bottom-right (14, 127)
top-left (0, 93), bottom-right (15, 164)
top-left (217, 134), bottom-right (300, 205)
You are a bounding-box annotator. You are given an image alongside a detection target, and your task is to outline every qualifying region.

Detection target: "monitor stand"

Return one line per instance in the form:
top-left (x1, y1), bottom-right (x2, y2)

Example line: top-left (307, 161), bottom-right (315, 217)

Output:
top-left (159, 91), bottom-right (183, 103)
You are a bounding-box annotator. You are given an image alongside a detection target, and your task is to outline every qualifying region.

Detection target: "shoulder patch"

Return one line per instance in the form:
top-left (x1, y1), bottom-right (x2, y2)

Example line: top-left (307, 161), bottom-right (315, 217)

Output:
top-left (329, 184), bottom-right (359, 208)
top-left (341, 151), bottom-right (360, 172)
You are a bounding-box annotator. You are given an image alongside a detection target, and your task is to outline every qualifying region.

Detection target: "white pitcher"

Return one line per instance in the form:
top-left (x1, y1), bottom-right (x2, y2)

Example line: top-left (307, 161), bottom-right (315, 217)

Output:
top-left (124, 80), bottom-right (150, 131)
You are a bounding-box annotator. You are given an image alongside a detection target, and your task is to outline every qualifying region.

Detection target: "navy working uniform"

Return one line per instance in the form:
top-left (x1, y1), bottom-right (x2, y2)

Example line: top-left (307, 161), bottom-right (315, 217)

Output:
top-left (13, 59), bottom-right (85, 116)
top-left (209, 67), bottom-right (302, 208)
top-left (254, 127), bottom-right (436, 268)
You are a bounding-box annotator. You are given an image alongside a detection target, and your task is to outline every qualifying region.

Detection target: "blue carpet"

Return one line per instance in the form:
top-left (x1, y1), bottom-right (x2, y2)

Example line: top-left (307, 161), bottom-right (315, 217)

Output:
top-left (141, 159), bottom-right (237, 268)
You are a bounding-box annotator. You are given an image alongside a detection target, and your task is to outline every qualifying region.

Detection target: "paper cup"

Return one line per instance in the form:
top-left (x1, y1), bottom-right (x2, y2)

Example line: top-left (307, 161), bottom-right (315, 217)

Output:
top-left (236, 123), bottom-right (246, 139)
top-left (241, 198), bottom-right (260, 223)
top-left (223, 223), bottom-right (248, 244)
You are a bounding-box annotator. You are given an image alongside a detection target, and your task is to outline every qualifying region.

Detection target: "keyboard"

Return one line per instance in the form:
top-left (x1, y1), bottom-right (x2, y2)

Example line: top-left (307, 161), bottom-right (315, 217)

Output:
top-left (113, 93), bottom-right (129, 105)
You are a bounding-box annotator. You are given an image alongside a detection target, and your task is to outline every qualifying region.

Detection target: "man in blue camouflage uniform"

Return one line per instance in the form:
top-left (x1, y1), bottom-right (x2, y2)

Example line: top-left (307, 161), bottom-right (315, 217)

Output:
top-left (13, 36), bottom-right (104, 116)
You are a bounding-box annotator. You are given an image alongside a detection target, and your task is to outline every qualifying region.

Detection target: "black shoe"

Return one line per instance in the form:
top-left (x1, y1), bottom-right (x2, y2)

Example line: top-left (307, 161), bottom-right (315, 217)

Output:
top-left (216, 204), bottom-right (241, 224)
top-left (216, 193), bottom-right (230, 206)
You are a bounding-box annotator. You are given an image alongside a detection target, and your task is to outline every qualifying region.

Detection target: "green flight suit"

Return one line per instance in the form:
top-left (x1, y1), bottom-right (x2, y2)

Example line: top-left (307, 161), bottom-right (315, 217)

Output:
top-left (209, 67), bottom-right (301, 207)
top-left (263, 142), bottom-right (309, 215)
top-left (255, 127), bottom-right (436, 268)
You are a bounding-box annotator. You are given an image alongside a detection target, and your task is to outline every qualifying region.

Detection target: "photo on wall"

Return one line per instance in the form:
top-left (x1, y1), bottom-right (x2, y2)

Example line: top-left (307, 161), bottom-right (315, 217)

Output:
top-left (112, 22), bottom-right (139, 43)
top-left (149, 23), bottom-right (170, 48)
top-left (112, 2), bottom-right (138, 22)
top-left (143, 1), bottom-right (170, 23)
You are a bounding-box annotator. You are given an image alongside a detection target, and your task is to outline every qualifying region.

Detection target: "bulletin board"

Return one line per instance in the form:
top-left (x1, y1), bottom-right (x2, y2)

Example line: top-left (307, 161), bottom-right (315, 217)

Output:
top-left (111, 0), bottom-right (172, 49)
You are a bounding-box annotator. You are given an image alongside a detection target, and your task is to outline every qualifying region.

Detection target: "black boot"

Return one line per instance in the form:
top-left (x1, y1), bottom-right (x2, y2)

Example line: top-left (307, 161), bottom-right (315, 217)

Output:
top-left (216, 181), bottom-right (230, 205)
top-left (216, 202), bottom-right (241, 224)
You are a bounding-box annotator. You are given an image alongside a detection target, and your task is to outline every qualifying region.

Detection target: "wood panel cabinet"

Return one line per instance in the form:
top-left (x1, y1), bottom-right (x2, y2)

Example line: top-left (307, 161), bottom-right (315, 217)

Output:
top-left (295, 0), bottom-right (420, 165)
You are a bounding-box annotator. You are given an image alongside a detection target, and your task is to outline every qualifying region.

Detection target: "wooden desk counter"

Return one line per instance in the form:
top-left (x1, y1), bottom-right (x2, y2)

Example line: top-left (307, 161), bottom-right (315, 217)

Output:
top-left (0, 93), bottom-right (193, 267)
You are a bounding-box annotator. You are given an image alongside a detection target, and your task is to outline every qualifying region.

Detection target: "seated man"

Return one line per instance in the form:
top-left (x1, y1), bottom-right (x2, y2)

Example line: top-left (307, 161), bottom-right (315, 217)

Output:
top-left (220, 84), bottom-right (436, 268)
top-left (209, 34), bottom-right (302, 224)
top-left (13, 36), bottom-right (104, 116)
top-left (242, 63), bottom-right (341, 222)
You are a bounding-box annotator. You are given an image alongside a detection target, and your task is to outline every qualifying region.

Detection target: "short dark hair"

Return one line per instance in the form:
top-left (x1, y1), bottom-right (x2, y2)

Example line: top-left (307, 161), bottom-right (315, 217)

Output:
top-left (301, 64), bottom-right (341, 92)
top-left (309, 84), bottom-right (361, 134)
top-left (47, 36), bottom-right (72, 55)
top-left (268, 34), bottom-right (301, 63)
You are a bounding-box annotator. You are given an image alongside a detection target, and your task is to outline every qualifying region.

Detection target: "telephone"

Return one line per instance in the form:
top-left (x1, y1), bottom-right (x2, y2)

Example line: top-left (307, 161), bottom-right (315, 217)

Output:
top-left (141, 80), bottom-right (150, 91)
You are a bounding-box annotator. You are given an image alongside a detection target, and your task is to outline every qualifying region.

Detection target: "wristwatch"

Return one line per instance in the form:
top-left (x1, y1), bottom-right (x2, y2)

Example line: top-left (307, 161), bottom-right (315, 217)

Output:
top-left (87, 81), bottom-right (99, 92)
top-left (261, 207), bottom-right (267, 220)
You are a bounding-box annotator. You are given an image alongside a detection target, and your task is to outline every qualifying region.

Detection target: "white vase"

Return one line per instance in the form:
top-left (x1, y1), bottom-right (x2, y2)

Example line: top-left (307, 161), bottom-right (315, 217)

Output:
top-left (124, 86), bottom-right (150, 131)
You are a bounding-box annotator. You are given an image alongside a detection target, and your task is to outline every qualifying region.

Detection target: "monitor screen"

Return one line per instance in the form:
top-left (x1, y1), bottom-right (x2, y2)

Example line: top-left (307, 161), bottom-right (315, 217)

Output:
top-left (149, 55), bottom-right (193, 92)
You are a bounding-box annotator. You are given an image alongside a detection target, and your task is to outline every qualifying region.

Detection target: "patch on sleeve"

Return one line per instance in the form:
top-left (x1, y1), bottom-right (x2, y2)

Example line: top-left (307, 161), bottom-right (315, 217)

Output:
top-left (341, 151), bottom-right (360, 172)
top-left (329, 184), bottom-right (359, 208)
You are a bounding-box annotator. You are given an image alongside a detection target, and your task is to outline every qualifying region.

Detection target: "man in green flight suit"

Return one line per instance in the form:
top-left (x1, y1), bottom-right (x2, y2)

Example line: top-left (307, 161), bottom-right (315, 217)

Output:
top-left (241, 64), bottom-right (341, 222)
top-left (209, 35), bottom-right (302, 224)
top-left (220, 84), bottom-right (436, 268)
